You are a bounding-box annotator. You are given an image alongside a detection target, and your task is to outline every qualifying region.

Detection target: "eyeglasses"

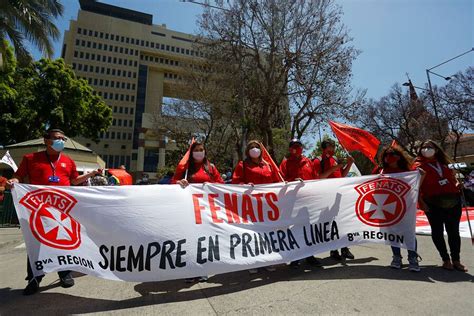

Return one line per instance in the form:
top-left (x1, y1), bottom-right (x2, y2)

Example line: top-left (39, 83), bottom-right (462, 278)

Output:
top-left (49, 136), bottom-right (68, 141)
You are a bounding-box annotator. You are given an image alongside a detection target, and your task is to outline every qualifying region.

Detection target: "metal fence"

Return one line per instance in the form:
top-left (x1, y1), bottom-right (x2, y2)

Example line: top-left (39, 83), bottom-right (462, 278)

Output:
top-left (0, 191), bottom-right (19, 227)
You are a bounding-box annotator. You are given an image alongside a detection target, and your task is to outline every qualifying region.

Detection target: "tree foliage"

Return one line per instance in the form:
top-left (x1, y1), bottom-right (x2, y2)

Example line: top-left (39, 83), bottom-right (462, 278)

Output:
top-left (0, 0), bottom-right (63, 65)
top-left (0, 45), bottom-right (112, 145)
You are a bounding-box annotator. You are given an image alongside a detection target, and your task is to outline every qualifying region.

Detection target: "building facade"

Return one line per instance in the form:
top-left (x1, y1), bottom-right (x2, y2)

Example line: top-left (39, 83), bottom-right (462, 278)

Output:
top-left (62, 0), bottom-right (201, 178)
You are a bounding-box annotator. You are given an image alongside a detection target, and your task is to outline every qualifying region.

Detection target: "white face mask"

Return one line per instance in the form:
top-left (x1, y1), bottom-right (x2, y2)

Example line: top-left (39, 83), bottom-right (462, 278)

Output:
top-left (192, 151), bottom-right (205, 162)
top-left (421, 148), bottom-right (436, 158)
top-left (249, 148), bottom-right (261, 159)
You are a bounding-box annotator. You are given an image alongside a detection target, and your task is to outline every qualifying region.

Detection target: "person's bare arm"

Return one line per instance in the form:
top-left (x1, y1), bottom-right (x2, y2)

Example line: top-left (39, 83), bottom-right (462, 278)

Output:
top-left (341, 157), bottom-right (355, 177)
top-left (71, 171), bottom-right (100, 186)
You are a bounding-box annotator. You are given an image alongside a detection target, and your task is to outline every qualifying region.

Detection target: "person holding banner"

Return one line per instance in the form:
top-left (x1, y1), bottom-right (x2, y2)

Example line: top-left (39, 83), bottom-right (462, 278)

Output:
top-left (413, 140), bottom-right (467, 272)
top-left (313, 139), bottom-right (355, 261)
top-left (172, 140), bottom-right (223, 282)
top-left (232, 140), bottom-right (282, 186)
top-left (232, 140), bottom-right (283, 273)
top-left (279, 138), bottom-right (323, 268)
top-left (375, 145), bottom-right (420, 272)
top-left (172, 141), bottom-right (224, 187)
top-left (6, 128), bottom-right (102, 295)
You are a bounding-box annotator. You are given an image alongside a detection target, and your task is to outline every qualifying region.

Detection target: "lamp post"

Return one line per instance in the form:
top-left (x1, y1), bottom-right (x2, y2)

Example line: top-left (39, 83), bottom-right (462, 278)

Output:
top-left (425, 48), bottom-right (474, 141)
top-left (180, 0), bottom-right (246, 159)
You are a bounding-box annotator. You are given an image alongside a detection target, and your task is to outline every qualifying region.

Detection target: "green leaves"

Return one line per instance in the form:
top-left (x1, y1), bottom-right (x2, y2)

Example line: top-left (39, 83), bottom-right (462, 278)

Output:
top-left (0, 53), bottom-right (112, 145)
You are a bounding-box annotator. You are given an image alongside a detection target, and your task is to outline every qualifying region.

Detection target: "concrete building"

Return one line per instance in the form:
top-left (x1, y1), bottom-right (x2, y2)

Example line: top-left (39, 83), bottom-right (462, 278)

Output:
top-left (61, 0), bottom-right (201, 178)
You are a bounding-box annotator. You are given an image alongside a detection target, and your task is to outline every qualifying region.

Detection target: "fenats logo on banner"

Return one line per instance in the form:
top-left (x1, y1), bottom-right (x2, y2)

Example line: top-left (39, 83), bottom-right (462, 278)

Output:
top-left (19, 188), bottom-right (81, 250)
top-left (354, 177), bottom-right (410, 227)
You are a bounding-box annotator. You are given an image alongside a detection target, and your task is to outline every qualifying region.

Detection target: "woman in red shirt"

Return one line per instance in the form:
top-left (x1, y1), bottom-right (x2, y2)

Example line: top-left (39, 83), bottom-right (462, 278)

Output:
top-left (172, 142), bottom-right (224, 187)
top-left (375, 145), bottom-right (420, 272)
top-left (413, 140), bottom-right (467, 272)
top-left (232, 140), bottom-right (281, 185)
top-left (232, 140), bottom-right (282, 274)
top-left (172, 141), bottom-right (223, 282)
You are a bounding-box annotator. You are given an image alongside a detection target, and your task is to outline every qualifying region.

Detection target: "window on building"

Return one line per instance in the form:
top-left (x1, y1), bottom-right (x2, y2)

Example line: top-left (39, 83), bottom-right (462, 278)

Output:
top-left (121, 36), bottom-right (124, 42)
top-left (77, 27), bottom-right (82, 34)
top-left (105, 33), bottom-right (109, 40)
top-left (111, 34), bottom-right (114, 40)
top-left (130, 108), bottom-right (134, 114)
top-left (120, 94), bottom-right (125, 101)
top-left (93, 78), bottom-right (98, 85)
top-left (72, 63), bottom-right (76, 69)
top-left (117, 69), bottom-right (121, 76)
top-left (118, 119), bottom-right (122, 126)
top-left (128, 133), bottom-right (132, 141)
top-left (100, 32), bottom-right (104, 38)
top-left (79, 51), bottom-right (84, 58)
top-left (87, 41), bottom-right (91, 48)
top-left (109, 45), bottom-right (113, 52)
top-left (85, 52), bottom-right (89, 59)
top-left (117, 132), bottom-right (121, 140)
top-left (111, 132), bottom-right (115, 139)
top-left (114, 46), bottom-right (118, 53)
top-left (104, 44), bottom-right (108, 50)
top-left (83, 65), bottom-right (88, 72)
top-left (108, 56), bottom-right (112, 63)
top-left (91, 54), bottom-right (95, 60)
top-left (101, 67), bottom-right (105, 74)
top-left (92, 42), bottom-right (96, 49)
top-left (88, 30), bottom-right (92, 36)
top-left (74, 51), bottom-right (78, 58)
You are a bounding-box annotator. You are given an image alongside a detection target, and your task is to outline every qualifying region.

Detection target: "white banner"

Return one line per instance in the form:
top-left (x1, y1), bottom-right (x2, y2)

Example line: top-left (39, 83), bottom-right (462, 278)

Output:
top-left (12, 172), bottom-right (420, 282)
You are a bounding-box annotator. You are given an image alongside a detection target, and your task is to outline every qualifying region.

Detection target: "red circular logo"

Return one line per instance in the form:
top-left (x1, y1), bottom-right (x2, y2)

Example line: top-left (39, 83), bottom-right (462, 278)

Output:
top-left (355, 177), bottom-right (410, 227)
top-left (20, 189), bottom-right (81, 250)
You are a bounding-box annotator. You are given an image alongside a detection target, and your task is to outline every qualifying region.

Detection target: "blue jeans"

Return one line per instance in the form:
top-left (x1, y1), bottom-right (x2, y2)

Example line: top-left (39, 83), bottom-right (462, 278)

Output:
top-left (391, 239), bottom-right (418, 260)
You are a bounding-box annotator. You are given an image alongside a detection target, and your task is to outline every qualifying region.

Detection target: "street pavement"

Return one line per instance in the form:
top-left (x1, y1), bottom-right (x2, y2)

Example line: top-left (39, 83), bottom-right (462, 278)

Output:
top-left (0, 227), bottom-right (473, 315)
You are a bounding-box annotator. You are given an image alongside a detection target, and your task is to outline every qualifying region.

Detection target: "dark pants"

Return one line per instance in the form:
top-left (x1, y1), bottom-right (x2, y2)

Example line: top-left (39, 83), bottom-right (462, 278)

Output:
top-left (27, 257), bottom-right (70, 281)
top-left (391, 238), bottom-right (418, 260)
top-left (425, 203), bottom-right (462, 262)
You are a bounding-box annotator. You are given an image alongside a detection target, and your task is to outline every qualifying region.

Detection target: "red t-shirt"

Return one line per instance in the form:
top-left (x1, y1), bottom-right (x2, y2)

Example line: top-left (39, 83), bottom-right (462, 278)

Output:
top-left (0, 176), bottom-right (7, 202)
top-left (15, 151), bottom-right (79, 186)
top-left (313, 156), bottom-right (342, 179)
top-left (279, 156), bottom-right (315, 181)
top-left (412, 157), bottom-right (459, 198)
top-left (232, 160), bottom-right (281, 184)
top-left (172, 162), bottom-right (224, 184)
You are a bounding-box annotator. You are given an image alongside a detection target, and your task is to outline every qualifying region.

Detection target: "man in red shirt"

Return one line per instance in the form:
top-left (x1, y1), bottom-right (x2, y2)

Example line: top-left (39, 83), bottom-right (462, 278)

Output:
top-left (313, 139), bottom-right (355, 261)
top-left (280, 139), bottom-right (323, 268)
top-left (7, 128), bottom-right (101, 295)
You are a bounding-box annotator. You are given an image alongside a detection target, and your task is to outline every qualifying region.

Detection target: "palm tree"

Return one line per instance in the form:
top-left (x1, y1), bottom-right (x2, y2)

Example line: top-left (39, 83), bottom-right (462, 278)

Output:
top-left (0, 0), bottom-right (64, 65)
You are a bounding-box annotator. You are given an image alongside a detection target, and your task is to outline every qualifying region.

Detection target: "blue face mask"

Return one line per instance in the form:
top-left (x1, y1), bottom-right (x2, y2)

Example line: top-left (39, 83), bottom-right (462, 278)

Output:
top-left (51, 139), bottom-right (65, 152)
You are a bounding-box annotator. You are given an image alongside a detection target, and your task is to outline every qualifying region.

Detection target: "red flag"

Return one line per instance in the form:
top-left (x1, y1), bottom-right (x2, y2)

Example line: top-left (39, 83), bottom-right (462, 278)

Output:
top-left (329, 121), bottom-right (380, 164)
top-left (174, 137), bottom-right (195, 177)
top-left (259, 142), bottom-right (284, 182)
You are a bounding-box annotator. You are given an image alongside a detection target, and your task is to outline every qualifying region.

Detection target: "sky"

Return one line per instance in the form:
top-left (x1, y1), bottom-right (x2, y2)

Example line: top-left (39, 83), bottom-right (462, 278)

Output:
top-left (29, 0), bottom-right (473, 100)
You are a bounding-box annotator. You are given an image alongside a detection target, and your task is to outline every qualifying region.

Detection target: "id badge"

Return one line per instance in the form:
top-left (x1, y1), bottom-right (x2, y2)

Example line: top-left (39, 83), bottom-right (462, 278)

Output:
top-left (438, 179), bottom-right (448, 186)
top-left (48, 175), bottom-right (60, 183)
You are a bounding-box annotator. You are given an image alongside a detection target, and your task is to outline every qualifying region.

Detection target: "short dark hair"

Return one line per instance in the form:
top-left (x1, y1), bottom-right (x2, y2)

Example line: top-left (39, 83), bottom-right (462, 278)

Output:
top-left (43, 128), bottom-right (65, 138)
top-left (321, 139), bottom-right (336, 149)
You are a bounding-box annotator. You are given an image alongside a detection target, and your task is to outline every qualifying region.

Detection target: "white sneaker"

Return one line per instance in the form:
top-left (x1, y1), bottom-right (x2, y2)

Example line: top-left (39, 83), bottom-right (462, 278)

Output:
top-left (390, 256), bottom-right (402, 269)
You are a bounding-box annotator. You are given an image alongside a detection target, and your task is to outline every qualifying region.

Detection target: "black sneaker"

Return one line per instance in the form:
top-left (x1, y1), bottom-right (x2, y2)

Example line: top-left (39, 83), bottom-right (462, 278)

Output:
top-left (330, 250), bottom-right (342, 261)
top-left (290, 260), bottom-right (301, 269)
top-left (341, 247), bottom-right (355, 260)
top-left (59, 272), bottom-right (75, 288)
top-left (305, 256), bottom-right (323, 267)
top-left (23, 278), bottom-right (41, 296)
